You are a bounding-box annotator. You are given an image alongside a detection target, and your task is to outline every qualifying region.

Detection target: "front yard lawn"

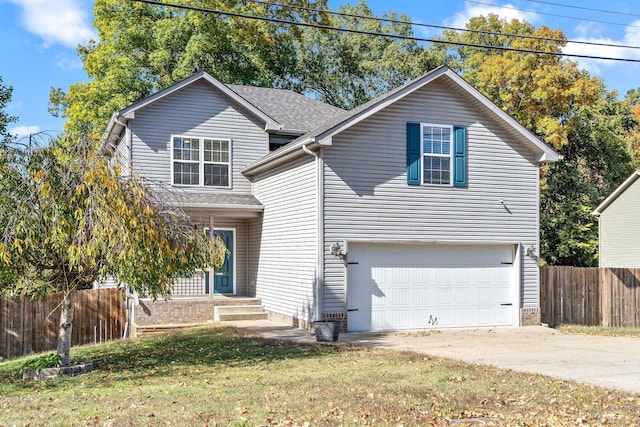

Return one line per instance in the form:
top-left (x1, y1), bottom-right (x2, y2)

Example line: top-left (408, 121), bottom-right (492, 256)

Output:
top-left (556, 324), bottom-right (640, 338)
top-left (1, 324), bottom-right (639, 426)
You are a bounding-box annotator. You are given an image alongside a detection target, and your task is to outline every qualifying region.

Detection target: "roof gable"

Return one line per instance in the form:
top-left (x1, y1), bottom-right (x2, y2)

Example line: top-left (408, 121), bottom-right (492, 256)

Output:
top-left (243, 66), bottom-right (560, 176)
top-left (103, 72), bottom-right (282, 148)
top-left (593, 170), bottom-right (640, 215)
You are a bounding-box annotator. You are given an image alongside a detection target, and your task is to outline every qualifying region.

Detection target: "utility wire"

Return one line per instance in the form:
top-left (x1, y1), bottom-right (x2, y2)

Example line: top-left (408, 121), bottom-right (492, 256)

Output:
top-left (249, 0), bottom-right (640, 51)
top-left (464, 0), bottom-right (640, 29)
top-left (132, 0), bottom-right (640, 63)
top-left (525, 0), bottom-right (640, 18)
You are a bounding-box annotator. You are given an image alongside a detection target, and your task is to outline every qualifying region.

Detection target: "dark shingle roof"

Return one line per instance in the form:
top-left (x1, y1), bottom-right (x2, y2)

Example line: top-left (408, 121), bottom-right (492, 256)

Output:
top-left (166, 192), bottom-right (263, 210)
top-left (227, 85), bottom-right (345, 132)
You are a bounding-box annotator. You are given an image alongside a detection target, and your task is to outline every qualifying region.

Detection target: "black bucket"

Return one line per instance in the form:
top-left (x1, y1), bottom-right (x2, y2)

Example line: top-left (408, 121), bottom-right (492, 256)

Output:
top-left (314, 321), bottom-right (339, 342)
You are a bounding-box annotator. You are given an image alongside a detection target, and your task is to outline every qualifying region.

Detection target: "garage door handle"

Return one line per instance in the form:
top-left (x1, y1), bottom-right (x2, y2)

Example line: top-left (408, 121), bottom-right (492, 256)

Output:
top-left (500, 303), bottom-right (513, 306)
top-left (347, 308), bottom-right (359, 312)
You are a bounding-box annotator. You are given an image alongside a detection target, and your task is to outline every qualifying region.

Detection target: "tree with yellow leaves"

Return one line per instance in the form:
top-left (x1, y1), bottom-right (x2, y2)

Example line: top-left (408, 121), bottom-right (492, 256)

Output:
top-left (0, 136), bottom-right (226, 366)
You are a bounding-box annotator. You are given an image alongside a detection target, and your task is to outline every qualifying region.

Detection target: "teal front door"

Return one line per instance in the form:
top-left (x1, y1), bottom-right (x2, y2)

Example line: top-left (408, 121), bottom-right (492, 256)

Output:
top-left (213, 229), bottom-right (234, 294)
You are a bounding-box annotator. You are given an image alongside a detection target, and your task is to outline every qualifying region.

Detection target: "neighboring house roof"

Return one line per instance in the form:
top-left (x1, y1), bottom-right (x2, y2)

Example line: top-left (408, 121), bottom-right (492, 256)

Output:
top-left (243, 65), bottom-right (560, 176)
top-left (592, 170), bottom-right (640, 216)
top-left (227, 85), bottom-right (345, 133)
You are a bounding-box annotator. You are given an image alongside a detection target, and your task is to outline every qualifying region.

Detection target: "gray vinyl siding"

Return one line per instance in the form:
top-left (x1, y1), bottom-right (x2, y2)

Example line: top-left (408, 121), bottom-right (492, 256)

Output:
top-left (322, 80), bottom-right (541, 312)
top-left (185, 210), bottom-right (251, 296)
top-left (599, 179), bottom-right (640, 267)
top-left (247, 217), bottom-right (262, 296)
top-left (128, 80), bottom-right (268, 196)
top-left (251, 157), bottom-right (317, 322)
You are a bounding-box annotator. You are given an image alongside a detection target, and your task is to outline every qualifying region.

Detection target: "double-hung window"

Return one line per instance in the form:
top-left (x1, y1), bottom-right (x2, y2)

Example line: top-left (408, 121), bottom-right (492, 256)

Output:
top-left (406, 122), bottom-right (467, 187)
top-left (172, 136), bottom-right (231, 187)
top-left (422, 124), bottom-right (452, 185)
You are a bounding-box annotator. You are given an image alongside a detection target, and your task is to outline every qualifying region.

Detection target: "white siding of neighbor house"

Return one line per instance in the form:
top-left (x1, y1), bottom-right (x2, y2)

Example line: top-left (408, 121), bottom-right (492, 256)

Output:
top-left (128, 80), bottom-right (269, 195)
top-left (322, 80), bottom-right (541, 313)
top-left (599, 178), bottom-right (640, 267)
top-left (250, 157), bottom-right (318, 322)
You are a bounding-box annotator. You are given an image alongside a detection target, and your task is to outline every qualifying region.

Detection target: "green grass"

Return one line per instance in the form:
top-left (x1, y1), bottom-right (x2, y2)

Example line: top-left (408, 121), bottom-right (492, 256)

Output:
top-left (1, 324), bottom-right (639, 426)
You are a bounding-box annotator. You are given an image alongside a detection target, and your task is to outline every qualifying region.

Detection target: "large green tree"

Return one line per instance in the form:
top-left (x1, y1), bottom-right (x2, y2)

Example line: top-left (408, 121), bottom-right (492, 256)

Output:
top-left (290, 2), bottom-right (445, 109)
top-left (50, 0), bottom-right (330, 135)
top-left (440, 15), bottom-right (602, 150)
top-left (540, 98), bottom-right (636, 266)
top-left (0, 136), bottom-right (226, 365)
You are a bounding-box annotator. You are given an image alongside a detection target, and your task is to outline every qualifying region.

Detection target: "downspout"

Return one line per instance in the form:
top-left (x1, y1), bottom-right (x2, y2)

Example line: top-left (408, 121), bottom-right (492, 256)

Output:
top-left (302, 143), bottom-right (324, 322)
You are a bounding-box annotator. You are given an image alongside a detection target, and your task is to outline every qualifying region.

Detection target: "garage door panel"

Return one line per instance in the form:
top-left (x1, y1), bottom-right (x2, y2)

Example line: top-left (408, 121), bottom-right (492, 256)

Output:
top-left (347, 243), bottom-right (515, 331)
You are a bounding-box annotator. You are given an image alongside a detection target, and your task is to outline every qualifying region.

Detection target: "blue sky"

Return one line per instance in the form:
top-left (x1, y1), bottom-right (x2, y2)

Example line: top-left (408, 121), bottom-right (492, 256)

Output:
top-left (1, 0), bottom-right (640, 139)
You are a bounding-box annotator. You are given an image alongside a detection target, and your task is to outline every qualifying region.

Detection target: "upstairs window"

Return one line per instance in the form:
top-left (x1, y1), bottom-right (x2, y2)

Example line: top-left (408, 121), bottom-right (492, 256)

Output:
top-left (422, 125), bottom-right (452, 185)
top-left (172, 136), bottom-right (231, 187)
top-left (407, 123), bottom-right (467, 187)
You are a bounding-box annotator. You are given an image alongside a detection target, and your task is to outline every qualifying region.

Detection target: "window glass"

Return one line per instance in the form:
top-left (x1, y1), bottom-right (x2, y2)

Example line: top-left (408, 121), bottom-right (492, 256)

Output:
top-left (173, 136), bottom-right (230, 187)
top-left (422, 125), bottom-right (452, 185)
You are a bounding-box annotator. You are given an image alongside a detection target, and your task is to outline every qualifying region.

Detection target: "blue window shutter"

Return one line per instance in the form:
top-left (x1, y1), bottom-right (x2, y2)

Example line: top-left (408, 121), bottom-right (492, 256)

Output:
top-left (406, 122), bottom-right (421, 185)
top-left (453, 126), bottom-right (467, 187)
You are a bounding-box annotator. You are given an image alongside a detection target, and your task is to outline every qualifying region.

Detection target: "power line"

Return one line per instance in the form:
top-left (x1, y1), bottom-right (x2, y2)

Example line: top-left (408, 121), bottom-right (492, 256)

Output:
top-left (132, 0), bottom-right (640, 63)
top-left (464, 0), bottom-right (640, 29)
top-left (525, 0), bottom-right (640, 18)
top-left (250, 0), bottom-right (640, 51)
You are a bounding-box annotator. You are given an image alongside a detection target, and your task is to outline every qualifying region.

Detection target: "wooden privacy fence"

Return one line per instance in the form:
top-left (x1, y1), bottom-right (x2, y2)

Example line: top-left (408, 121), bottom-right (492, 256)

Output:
top-left (540, 266), bottom-right (640, 327)
top-left (0, 288), bottom-right (126, 360)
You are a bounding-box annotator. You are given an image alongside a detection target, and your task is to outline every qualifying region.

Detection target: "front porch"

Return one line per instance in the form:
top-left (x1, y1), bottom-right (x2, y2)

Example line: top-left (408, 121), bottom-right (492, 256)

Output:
top-left (133, 294), bottom-right (265, 329)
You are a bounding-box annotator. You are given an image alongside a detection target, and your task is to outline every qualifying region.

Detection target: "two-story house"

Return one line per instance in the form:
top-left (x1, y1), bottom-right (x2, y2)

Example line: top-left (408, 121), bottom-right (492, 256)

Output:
top-left (103, 65), bottom-right (559, 332)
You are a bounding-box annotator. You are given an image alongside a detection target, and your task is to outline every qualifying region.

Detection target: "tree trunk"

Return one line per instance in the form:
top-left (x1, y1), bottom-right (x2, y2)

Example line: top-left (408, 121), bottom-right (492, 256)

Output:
top-left (57, 288), bottom-right (75, 367)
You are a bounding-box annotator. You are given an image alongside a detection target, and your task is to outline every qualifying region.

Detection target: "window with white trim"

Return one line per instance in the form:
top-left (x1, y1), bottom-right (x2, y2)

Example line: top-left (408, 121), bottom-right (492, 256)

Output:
top-left (172, 136), bottom-right (231, 187)
top-left (422, 124), bottom-right (452, 185)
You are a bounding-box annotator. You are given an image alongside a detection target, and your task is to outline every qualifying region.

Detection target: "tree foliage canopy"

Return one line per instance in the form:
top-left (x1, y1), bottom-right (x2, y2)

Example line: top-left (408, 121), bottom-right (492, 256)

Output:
top-left (290, 2), bottom-right (445, 110)
top-left (440, 15), bottom-right (602, 150)
top-left (50, 0), bottom-right (441, 133)
top-left (51, 0), bottom-right (332, 135)
top-left (0, 136), bottom-right (226, 364)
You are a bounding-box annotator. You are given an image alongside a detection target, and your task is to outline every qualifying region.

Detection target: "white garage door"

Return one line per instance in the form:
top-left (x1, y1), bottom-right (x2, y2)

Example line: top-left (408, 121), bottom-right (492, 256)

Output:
top-left (346, 243), bottom-right (516, 331)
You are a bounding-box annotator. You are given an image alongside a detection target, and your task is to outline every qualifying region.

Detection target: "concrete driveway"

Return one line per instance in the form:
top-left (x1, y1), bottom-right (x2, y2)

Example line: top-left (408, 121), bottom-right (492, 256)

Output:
top-left (229, 320), bottom-right (640, 394)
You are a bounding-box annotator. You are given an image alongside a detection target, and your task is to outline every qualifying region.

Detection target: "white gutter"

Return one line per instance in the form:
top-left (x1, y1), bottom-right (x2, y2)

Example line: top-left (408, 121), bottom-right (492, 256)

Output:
top-left (302, 143), bottom-right (324, 322)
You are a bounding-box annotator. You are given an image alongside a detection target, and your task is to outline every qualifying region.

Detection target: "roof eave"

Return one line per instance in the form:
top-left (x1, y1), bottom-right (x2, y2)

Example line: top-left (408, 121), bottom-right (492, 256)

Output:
top-left (100, 112), bottom-right (128, 155)
top-left (592, 170), bottom-right (640, 215)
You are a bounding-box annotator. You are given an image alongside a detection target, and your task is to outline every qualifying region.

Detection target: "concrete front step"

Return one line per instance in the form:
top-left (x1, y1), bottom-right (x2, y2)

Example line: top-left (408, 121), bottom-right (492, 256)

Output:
top-left (214, 304), bottom-right (268, 321)
top-left (213, 296), bottom-right (262, 306)
top-left (217, 312), bottom-right (269, 321)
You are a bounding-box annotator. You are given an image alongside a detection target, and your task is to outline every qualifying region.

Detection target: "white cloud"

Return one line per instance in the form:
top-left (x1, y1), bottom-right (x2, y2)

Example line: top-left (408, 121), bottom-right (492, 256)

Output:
top-left (56, 53), bottom-right (83, 71)
top-left (9, 125), bottom-right (41, 139)
top-left (445, 1), bottom-right (539, 30)
top-left (7, 0), bottom-right (96, 48)
top-left (563, 19), bottom-right (640, 75)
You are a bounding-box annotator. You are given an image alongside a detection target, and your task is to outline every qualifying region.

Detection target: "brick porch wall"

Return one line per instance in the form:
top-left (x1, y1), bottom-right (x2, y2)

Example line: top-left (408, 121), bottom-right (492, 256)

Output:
top-left (134, 299), bottom-right (216, 326)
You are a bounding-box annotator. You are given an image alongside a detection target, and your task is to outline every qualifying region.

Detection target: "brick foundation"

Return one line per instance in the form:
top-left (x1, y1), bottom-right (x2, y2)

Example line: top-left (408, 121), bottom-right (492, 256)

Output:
top-left (134, 299), bottom-right (216, 326)
top-left (520, 307), bottom-right (541, 326)
top-left (321, 312), bottom-right (348, 332)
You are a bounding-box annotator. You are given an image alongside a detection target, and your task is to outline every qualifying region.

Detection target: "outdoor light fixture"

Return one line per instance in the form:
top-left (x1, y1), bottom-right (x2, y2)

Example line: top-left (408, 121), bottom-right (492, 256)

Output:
top-left (526, 246), bottom-right (536, 258)
top-left (331, 241), bottom-right (346, 260)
